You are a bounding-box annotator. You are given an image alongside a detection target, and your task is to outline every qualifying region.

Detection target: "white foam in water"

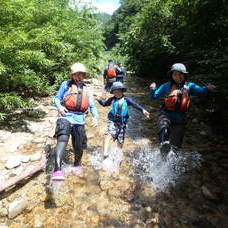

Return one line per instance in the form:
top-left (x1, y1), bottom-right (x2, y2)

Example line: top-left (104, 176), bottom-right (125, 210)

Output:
top-left (131, 138), bottom-right (202, 191)
top-left (89, 144), bottom-right (124, 174)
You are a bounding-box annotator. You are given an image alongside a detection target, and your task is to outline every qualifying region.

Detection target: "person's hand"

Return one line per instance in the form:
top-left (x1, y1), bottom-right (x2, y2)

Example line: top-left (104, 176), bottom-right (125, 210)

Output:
top-left (149, 82), bottom-right (156, 90)
top-left (93, 94), bottom-right (99, 101)
top-left (207, 84), bottom-right (216, 91)
top-left (91, 118), bottom-right (98, 127)
top-left (58, 106), bottom-right (67, 116)
top-left (143, 109), bottom-right (150, 119)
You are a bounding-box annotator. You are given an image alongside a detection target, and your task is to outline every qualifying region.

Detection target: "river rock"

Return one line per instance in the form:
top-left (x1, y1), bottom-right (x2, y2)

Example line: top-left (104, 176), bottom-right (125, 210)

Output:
top-left (192, 118), bottom-right (198, 123)
top-left (30, 152), bottom-right (42, 161)
top-left (8, 198), bottom-right (28, 219)
top-left (9, 166), bottom-right (24, 177)
top-left (200, 131), bottom-right (207, 136)
top-left (5, 157), bottom-right (21, 169)
top-left (21, 155), bottom-right (30, 163)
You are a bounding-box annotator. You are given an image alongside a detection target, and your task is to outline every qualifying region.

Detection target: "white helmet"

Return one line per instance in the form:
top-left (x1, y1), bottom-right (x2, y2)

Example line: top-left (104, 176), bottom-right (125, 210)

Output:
top-left (70, 63), bottom-right (87, 75)
top-left (170, 63), bottom-right (188, 74)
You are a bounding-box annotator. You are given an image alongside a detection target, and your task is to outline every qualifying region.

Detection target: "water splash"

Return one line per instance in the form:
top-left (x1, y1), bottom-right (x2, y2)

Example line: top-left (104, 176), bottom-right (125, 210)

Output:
top-left (131, 138), bottom-right (202, 191)
top-left (89, 144), bottom-right (124, 174)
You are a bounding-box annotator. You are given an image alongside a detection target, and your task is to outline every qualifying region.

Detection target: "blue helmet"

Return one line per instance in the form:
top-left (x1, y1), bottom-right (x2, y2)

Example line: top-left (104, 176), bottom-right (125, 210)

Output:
top-left (110, 82), bottom-right (127, 93)
top-left (170, 63), bottom-right (188, 74)
top-left (108, 58), bottom-right (113, 62)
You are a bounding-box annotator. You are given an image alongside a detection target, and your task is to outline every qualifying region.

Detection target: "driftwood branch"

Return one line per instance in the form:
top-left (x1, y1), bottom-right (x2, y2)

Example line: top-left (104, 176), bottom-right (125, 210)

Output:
top-left (0, 153), bottom-right (46, 192)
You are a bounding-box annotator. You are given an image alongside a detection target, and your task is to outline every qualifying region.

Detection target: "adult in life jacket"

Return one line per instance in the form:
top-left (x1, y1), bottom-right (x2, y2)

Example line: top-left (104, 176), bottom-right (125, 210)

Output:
top-left (52, 63), bottom-right (99, 181)
top-left (95, 81), bottom-right (150, 160)
top-left (149, 63), bottom-right (216, 157)
top-left (116, 61), bottom-right (127, 83)
top-left (103, 58), bottom-right (118, 92)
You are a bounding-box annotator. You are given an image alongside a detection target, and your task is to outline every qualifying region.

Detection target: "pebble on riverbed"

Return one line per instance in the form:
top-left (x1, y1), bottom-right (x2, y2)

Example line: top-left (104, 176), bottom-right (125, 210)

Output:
top-left (8, 198), bottom-right (29, 219)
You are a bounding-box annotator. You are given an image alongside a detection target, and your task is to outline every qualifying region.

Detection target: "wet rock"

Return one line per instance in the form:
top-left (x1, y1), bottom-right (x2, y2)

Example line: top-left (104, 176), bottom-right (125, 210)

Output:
top-left (200, 131), bottom-right (207, 136)
top-left (5, 157), bottom-right (21, 169)
top-left (201, 185), bottom-right (217, 200)
top-left (30, 152), bottom-right (42, 162)
top-left (145, 206), bottom-right (152, 213)
top-left (8, 198), bottom-right (28, 219)
top-left (192, 118), bottom-right (198, 123)
top-left (21, 155), bottom-right (30, 163)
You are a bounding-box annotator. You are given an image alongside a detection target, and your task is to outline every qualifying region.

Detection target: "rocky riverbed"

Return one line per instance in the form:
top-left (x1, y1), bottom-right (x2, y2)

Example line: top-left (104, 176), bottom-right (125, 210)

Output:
top-left (0, 77), bottom-right (228, 227)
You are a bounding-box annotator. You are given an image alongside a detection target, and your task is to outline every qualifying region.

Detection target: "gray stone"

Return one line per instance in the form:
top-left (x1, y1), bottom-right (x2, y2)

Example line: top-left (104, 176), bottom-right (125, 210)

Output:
top-left (8, 198), bottom-right (28, 219)
top-left (5, 156), bottom-right (22, 169)
top-left (30, 152), bottom-right (42, 161)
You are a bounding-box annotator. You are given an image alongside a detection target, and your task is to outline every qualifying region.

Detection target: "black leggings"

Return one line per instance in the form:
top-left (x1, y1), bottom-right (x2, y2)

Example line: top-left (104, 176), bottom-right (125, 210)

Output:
top-left (54, 119), bottom-right (87, 171)
top-left (158, 112), bottom-right (186, 148)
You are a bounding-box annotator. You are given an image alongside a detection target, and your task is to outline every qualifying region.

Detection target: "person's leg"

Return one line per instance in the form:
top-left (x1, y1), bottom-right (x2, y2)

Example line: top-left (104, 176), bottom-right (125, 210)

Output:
top-left (103, 133), bottom-right (113, 158)
top-left (158, 112), bottom-right (171, 156)
top-left (54, 135), bottom-right (70, 171)
top-left (52, 119), bottom-right (72, 180)
top-left (170, 120), bottom-right (186, 149)
top-left (158, 112), bottom-right (171, 144)
top-left (71, 125), bottom-right (87, 173)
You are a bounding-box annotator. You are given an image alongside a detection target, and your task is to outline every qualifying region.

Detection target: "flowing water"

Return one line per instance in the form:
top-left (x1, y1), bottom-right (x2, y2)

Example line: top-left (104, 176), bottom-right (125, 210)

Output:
top-left (2, 76), bottom-right (228, 227)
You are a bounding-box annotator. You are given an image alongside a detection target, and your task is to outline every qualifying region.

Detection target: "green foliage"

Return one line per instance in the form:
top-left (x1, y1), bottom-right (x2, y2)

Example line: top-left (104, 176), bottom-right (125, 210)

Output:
top-left (0, 0), bottom-right (104, 114)
top-left (105, 0), bottom-right (228, 95)
top-left (94, 13), bottom-right (111, 25)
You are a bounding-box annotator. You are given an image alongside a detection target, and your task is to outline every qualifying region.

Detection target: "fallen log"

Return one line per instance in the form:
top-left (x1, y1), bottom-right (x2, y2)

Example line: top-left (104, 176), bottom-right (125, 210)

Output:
top-left (0, 153), bottom-right (46, 193)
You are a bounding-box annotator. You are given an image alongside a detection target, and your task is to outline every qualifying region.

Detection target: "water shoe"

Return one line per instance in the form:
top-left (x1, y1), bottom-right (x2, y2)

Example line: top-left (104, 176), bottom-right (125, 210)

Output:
top-left (51, 171), bottom-right (65, 181)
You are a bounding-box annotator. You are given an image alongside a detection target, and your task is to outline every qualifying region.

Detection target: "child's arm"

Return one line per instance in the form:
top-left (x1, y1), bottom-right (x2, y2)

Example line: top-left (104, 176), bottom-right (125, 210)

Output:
top-left (125, 97), bottom-right (150, 118)
top-left (96, 97), bottom-right (114, 107)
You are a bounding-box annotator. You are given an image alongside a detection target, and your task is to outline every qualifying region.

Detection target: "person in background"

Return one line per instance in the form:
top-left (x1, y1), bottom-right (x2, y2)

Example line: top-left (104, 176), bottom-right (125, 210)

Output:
top-left (149, 63), bottom-right (216, 157)
top-left (96, 81), bottom-right (150, 159)
top-left (116, 61), bottom-right (127, 83)
top-left (103, 58), bottom-right (117, 92)
top-left (52, 63), bottom-right (98, 181)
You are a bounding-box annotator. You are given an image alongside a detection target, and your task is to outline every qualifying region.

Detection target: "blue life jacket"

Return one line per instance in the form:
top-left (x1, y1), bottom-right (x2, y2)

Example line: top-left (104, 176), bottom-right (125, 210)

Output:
top-left (108, 97), bottom-right (129, 123)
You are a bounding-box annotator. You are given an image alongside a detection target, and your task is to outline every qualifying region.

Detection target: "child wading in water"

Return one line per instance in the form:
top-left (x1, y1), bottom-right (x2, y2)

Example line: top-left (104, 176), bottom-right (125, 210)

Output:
top-left (149, 63), bottom-right (216, 158)
top-left (96, 82), bottom-right (150, 159)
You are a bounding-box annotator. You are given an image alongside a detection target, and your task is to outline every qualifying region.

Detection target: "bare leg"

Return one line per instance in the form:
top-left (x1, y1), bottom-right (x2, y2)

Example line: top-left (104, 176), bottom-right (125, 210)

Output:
top-left (103, 134), bottom-right (114, 158)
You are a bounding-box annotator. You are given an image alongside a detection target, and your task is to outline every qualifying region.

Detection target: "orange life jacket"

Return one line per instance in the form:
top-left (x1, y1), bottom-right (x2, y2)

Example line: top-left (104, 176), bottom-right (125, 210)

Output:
top-left (106, 64), bottom-right (117, 78)
top-left (164, 84), bottom-right (191, 112)
top-left (63, 84), bottom-right (89, 112)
